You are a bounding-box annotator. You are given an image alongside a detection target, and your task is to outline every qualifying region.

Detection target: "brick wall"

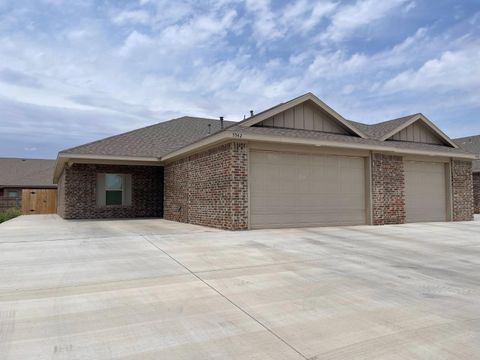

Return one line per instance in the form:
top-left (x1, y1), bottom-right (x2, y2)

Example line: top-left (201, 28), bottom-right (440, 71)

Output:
top-left (371, 153), bottom-right (406, 225)
top-left (164, 142), bottom-right (248, 230)
top-left (57, 171), bottom-right (66, 217)
top-left (452, 160), bottom-right (474, 221)
top-left (474, 172), bottom-right (480, 214)
top-left (58, 164), bottom-right (163, 219)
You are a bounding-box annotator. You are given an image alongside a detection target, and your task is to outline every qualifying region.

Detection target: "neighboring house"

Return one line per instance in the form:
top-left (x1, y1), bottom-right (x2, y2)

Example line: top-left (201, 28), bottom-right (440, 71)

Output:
top-left (454, 135), bottom-right (480, 214)
top-left (0, 158), bottom-right (57, 210)
top-left (54, 93), bottom-right (475, 229)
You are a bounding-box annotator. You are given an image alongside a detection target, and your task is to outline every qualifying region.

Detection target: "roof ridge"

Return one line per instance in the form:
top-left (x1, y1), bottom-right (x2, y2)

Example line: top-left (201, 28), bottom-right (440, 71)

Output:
top-left (370, 113), bottom-right (419, 126)
top-left (0, 157), bottom-right (55, 161)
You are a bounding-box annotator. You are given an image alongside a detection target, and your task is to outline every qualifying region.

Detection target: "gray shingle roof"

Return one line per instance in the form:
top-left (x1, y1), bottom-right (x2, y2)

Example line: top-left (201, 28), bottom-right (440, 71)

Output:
top-left (346, 114), bottom-right (418, 140)
top-left (0, 158), bottom-right (56, 188)
top-left (58, 101), bottom-right (465, 161)
top-left (454, 135), bottom-right (480, 172)
top-left (61, 116), bottom-right (236, 158)
top-left (232, 126), bottom-right (471, 157)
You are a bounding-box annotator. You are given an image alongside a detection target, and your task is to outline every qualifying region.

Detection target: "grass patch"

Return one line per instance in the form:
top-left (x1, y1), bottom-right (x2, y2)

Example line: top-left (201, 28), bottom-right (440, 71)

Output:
top-left (0, 208), bottom-right (21, 223)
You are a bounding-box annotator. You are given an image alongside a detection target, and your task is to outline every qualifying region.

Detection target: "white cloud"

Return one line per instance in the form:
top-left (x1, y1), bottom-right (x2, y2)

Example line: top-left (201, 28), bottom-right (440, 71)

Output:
top-left (112, 9), bottom-right (151, 25)
top-left (321, 0), bottom-right (410, 42)
top-left (159, 9), bottom-right (237, 48)
top-left (403, 1), bottom-right (416, 13)
top-left (119, 30), bottom-right (153, 56)
top-left (245, 0), bottom-right (282, 43)
top-left (283, 1), bottom-right (337, 34)
top-left (382, 42), bottom-right (480, 95)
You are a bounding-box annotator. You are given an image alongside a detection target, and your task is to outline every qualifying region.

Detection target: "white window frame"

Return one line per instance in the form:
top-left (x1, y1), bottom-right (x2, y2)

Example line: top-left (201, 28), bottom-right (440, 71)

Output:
top-left (96, 173), bottom-right (132, 207)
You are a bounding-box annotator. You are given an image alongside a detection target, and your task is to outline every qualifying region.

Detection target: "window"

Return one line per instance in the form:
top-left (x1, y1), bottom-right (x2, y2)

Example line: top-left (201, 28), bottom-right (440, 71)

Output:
top-left (96, 173), bottom-right (132, 207)
top-left (105, 174), bottom-right (123, 206)
top-left (7, 190), bottom-right (18, 198)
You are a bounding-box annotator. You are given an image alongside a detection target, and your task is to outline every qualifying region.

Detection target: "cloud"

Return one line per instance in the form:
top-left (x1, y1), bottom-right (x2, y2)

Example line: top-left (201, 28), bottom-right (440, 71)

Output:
top-left (0, 68), bottom-right (43, 88)
top-left (245, 0), bottom-right (281, 43)
top-left (111, 9), bottom-right (150, 25)
top-left (320, 0), bottom-right (410, 42)
top-left (0, 0), bottom-right (479, 159)
top-left (382, 42), bottom-right (480, 96)
top-left (282, 0), bottom-right (337, 34)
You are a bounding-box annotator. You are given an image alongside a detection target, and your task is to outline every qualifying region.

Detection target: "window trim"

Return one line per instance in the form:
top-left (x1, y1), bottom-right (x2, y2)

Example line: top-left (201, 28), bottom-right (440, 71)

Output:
top-left (105, 174), bottom-right (124, 206)
top-left (96, 173), bottom-right (132, 208)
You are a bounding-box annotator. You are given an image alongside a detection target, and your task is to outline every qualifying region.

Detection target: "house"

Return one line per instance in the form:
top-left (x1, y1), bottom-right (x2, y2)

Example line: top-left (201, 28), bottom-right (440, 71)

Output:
top-left (454, 135), bottom-right (480, 214)
top-left (0, 158), bottom-right (57, 211)
top-left (54, 93), bottom-right (475, 229)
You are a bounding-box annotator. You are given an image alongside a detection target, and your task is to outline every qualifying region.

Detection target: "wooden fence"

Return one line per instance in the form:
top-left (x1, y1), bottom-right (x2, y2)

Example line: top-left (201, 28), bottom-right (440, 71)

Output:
top-left (21, 189), bottom-right (57, 215)
top-left (0, 196), bottom-right (21, 211)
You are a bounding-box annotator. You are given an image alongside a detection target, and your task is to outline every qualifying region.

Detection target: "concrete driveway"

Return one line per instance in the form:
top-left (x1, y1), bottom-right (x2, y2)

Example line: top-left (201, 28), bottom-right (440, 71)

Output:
top-left (0, 215), bottom-right (479, 360)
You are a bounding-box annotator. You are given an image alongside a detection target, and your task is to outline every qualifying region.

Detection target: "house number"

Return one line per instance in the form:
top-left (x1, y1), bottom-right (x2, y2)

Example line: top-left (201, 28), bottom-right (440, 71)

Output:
top-left (232, 132), bottom-right (243, 138)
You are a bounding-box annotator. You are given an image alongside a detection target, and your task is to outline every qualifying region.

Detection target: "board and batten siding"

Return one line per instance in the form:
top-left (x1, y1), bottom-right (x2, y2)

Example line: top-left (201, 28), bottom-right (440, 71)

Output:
top-left (388, 121), bottom-right (444, 145)
top-left (255, 101), bottom-right (348, 134)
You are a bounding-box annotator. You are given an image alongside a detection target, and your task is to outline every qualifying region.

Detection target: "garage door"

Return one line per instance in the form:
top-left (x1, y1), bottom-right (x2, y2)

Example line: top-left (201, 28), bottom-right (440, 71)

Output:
top-left (405, 161), bottom-right (447, 222)
top-left (250, 150), bottom-right (366, 229)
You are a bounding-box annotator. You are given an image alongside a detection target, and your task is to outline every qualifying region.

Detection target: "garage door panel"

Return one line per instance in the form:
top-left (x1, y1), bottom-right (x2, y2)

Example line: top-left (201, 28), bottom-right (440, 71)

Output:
top-left (252, 211), bottom-right (366, 228)
top-left (250, 151), bottom-right (366, 228)
top-left (251, 193), bottom-right (365, 211)
top-left (405, 161), bottom-right (447, 223)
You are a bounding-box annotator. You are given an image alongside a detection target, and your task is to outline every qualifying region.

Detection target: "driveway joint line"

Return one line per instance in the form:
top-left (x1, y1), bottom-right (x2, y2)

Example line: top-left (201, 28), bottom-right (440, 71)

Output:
top-left (194, 257), bottom-right (328, 274)
top-left (142, 235), bottom-right (308, 360)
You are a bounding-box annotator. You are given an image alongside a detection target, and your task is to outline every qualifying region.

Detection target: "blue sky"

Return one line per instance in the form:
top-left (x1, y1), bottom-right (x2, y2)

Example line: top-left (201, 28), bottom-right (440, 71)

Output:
top-left (0, 0), bottom-right (479, 159)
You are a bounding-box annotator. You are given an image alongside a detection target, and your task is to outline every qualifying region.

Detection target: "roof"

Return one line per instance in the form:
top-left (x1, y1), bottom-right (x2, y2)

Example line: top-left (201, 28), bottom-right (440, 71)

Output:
top-left (56, 92), bottom-right (473, 178)
top-left (454, 135), bottom-right (480, 172)
top-left (61, 116), bottom-right (235, 158)
top-left (346, 115), bottom-right (418, 140)
top-left (0, 158), bottom-right (56, 188)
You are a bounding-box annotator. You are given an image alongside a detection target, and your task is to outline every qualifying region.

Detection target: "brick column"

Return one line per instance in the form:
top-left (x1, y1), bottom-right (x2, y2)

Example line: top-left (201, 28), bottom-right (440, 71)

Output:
top-left (371, 153), bottom-right (406, 225)
top-left (452, 160), bottom-right (474, 221)
top-left (231, 142), bottom-right (249, 230)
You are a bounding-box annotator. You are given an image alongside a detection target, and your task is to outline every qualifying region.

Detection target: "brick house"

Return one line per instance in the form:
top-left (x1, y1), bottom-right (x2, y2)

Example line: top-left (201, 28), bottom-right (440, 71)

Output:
top-left (454, 135), bottom-right (480, 214)
top-left (54, 93), bottom-right (476, 229)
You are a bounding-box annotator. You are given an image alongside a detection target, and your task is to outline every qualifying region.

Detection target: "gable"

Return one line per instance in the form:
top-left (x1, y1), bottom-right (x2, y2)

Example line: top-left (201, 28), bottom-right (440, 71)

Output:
top-left (253, 100), bottom-right (349, 135)
top-left (387, 120), bottom-right (448, 145)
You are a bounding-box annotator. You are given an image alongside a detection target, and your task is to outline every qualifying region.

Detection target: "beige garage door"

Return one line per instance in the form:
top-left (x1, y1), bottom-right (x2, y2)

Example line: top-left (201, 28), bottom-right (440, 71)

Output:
top-left (250, 150), bottom-right (366, 229)
top-left (405, 161), bottom-right (447, 223)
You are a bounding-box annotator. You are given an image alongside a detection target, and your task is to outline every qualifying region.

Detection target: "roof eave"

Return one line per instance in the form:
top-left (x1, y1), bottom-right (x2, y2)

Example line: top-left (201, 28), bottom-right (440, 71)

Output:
top-left (160, 130), bottom-right (476, 162)
top-left (53, 153), bottom-right (161, 183)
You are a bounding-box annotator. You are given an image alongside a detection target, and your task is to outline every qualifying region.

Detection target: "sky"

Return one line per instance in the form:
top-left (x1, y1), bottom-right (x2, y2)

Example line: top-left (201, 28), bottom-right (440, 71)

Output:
top-left (0, 0), bottom-right (479, 159)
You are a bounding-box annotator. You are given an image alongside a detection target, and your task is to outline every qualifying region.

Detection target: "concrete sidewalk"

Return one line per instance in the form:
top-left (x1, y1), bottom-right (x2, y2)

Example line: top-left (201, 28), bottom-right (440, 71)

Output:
top-left (0, 215), bottom-right (479, 359)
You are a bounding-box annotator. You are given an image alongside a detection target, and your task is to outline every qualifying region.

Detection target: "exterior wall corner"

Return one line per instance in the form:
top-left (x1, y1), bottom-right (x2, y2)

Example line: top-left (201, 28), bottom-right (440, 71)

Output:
top-left (164, 142), bottom-right (249, 230)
